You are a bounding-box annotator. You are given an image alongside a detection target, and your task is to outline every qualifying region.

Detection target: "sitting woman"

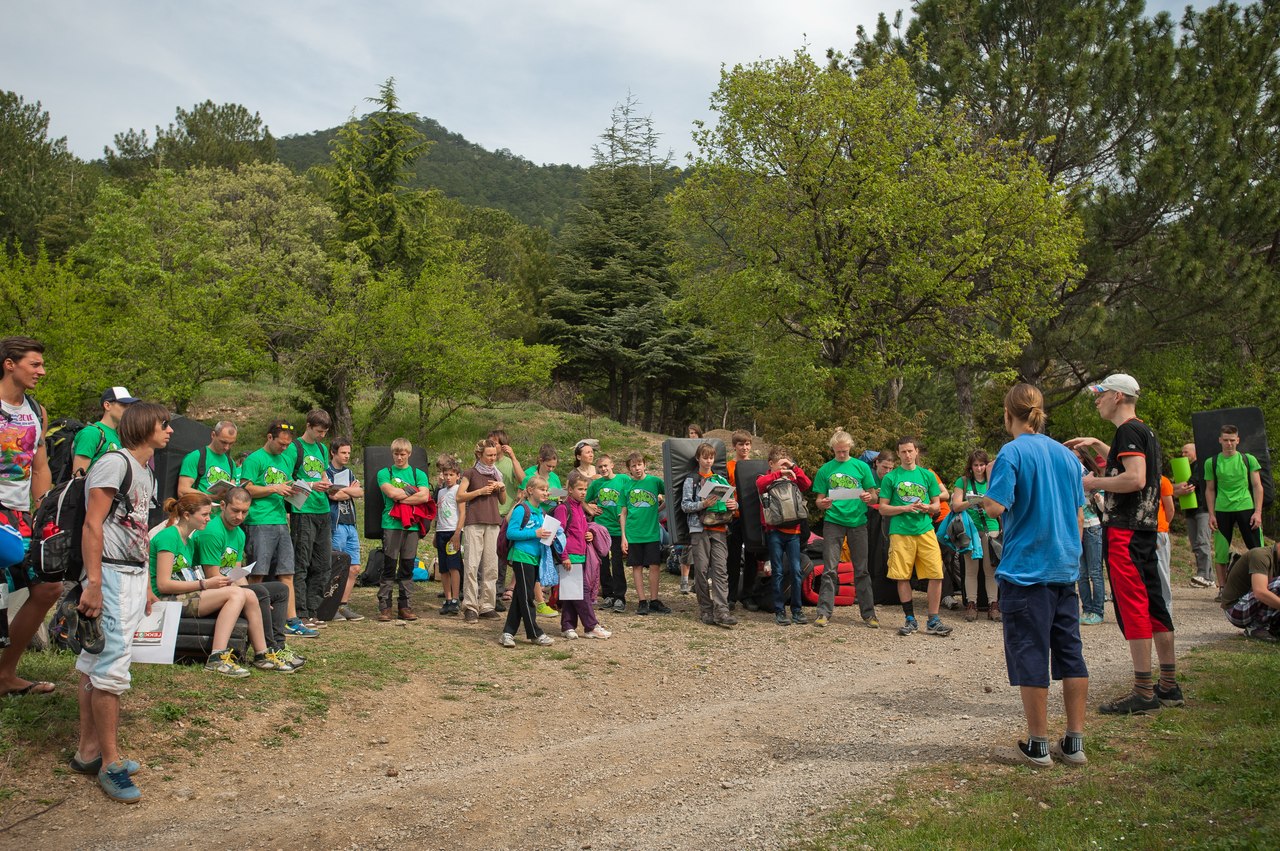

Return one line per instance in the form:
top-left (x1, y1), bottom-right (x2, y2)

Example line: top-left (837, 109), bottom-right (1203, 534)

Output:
top-left (150, 492), bottom-right (287, 677)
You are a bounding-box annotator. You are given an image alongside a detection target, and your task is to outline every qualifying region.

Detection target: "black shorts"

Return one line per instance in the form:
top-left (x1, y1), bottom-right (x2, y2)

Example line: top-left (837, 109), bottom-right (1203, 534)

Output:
top-left (434, 530), bottom-right (463, 573)
top-left (627, 540), bottom-right (662, 567)
top-left (999, 579), bottom-right (1089, 688)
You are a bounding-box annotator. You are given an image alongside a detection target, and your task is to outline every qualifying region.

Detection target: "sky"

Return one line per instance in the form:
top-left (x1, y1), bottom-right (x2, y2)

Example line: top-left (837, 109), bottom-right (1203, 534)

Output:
top-left (5, 0), bottom-right (1204, 168)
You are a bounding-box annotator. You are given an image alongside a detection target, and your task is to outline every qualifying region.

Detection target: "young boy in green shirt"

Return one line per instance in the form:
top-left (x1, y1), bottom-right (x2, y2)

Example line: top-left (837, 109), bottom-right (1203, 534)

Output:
top-left (620, 452), bottom-right (667, 615)
top-left (878, 437), bottom-right (953, 637)
top-left (587, 453), bottom-right (629, 613)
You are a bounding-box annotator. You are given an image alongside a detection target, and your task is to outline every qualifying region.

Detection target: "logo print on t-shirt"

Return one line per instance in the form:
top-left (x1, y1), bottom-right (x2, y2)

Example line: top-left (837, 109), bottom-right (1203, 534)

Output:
top-left (628, 489), bottom-right (656, 508)
top-left (265, 467), bottom-right (289, 486)
top-left (829, 472), bottom-right (857, 490)
top-left (598, 487), bottom-right (621, 507)
top-left (895, 479), bottom-right (927, 503)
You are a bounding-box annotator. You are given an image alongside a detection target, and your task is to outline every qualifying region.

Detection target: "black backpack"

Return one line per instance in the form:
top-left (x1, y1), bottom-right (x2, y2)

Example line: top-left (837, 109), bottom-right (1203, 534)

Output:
top-left (357, 548), bottom-right (387, 587)
top-left (1208, 452), bottom-right (1276, 508)
top-left (25, 450), bottom-right (144, 582)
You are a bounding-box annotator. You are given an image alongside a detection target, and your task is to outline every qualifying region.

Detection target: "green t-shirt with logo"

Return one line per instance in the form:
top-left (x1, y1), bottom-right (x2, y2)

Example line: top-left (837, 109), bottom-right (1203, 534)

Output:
top-left (524, 466), bottom-right (563, 510)
top-left (149, 524), bottom-right (196, 598)
top-left (179, 447), bottom-right (239, 495)
top-left (953, 476), bottom-right (1000, 533)
top-left (879, 466), bottom-right (941, 537)
top-left (192, 515), bottom-right (246, 573)
top-left (240, 447), bottom-right (294, 526)
top-left (292, 438), bottom-right (332, 514)
top-left (377, 465), bottom-right (431, 530)
top-left (622, 474), bottom-right (664, 544)
top-left (72, 421), bottom-right (121, 469)
top-left (813, 457), bottom-right (877, 528)
top-left (586, 474), bottom-right (627, 534)
top-left (1207, 452), bottom-right (1262, 513)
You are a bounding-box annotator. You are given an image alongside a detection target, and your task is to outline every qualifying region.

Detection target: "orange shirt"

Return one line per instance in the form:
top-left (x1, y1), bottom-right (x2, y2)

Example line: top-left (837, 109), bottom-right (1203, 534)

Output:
top-left (1157, 475), bottom-right (1173, 532)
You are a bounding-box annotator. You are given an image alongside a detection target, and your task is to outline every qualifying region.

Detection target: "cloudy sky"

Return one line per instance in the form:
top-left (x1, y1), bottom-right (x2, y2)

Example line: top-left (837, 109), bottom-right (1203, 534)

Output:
top-left (6, 0), bottom-right (1202, 167)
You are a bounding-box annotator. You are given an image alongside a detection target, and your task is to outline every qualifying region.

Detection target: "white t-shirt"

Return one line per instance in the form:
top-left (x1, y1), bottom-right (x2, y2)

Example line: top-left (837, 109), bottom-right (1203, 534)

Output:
top-left (85, 450), bottom-right (154, 572)
top-left (436, 484), bottom-right (460, 533)
top-left (0, 396), bottom-right (43, 511)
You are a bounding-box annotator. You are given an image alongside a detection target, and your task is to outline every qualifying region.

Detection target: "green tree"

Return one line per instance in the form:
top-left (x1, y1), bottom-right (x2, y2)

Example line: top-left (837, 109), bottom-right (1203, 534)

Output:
top-left (103, 101), bottom-right (275, 182)
top-left (670, 51), bottom-right (1083, 425)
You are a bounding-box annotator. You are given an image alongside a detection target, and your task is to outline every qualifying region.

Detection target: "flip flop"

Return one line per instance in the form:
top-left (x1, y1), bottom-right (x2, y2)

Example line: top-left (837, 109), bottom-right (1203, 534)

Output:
top-left (1, 681), bottom-right (55, 697)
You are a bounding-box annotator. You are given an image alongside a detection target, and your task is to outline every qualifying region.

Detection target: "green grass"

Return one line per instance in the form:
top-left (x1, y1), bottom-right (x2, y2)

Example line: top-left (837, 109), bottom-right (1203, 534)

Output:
top-left (797, 639), bottom-right (1280, 850)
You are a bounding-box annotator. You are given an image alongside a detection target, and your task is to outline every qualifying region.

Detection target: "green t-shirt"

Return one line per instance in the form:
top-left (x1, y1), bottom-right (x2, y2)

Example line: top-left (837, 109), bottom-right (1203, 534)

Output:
top-left (179, 447), bottom-right (239, 495)
top-left (586, 474), bottom-right (627, 534)
top-left (1207, 452), bottom-right (1261, 512)
top-left (192, 515), bottom-right (246, 573)
top-left (149, 524), bottom-right (197, 598)
top-left (495, 455), bottom-right (518, 516)
top-left (813, 457), bottom-right (877, 528)
top-left (622, 474), bottom-right (664, 544)
top-left (292, 438), bottom-right (332, 514)
top-left (524, 466), bottom-right (563, 509)
top-left (240, 447), bottom-right (294, 526)
top-left (879, 466), bottom-right (941, 537)
top-left (377, 465), bottom-right (431, 530)
top-left (953, 476), bottom-right (1000, 533)
top-left (72, 421), bottom-right (121, 469)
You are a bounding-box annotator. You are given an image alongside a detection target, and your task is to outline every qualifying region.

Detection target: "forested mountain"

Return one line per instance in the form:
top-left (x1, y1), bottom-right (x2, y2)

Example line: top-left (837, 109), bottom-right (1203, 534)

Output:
top-left (277, 117), bottom-right (586, 233)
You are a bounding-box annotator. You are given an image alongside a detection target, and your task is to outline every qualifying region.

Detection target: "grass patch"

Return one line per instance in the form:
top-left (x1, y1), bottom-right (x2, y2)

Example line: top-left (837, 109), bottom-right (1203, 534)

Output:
top-left (798, 639), bottom-right (1280, 850)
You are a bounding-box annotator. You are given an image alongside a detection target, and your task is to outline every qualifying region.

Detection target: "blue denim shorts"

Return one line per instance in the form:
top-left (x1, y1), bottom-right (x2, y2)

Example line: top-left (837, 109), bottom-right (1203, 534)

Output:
top-left (999, 579), bottom-right (1089, 688)
top-left (331, 523), bottom-right (361, 566)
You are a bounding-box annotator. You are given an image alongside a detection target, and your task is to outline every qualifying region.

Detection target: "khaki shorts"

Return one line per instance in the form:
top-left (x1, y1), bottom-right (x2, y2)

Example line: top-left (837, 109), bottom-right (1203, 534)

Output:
top-left (887, 533), bottom-right (943, 580)
top-left (178, 591), bottom-right (203, 617)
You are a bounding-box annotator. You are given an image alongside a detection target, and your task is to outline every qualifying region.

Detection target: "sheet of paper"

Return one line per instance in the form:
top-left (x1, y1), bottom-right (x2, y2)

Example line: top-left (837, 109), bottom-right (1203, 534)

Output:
top-left (558, 563), bottom-right (584, 600)
top-left (132, 601), bottom-right (182, 665)
top-left (540, 514), bottom-right (561, 545)
top-left (224, 566), bottom-right (250, 582)
top-left (285, 480), bottom-right (312, 509)
top-left (547, 487), bottom-right (567, 499)
top-left (829, 487), bottom-right (862, 501)
top-left (331, 469), bottom-right (352, 488)
top-left (698, 481), bottom-right (735, 501)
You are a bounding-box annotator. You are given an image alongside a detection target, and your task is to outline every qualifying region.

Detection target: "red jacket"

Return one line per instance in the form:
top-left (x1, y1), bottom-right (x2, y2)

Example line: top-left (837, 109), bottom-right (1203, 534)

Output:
top-left (756, 466), bottom-right (812, 533)
top-left (389, 499), bottom-right (437, 535)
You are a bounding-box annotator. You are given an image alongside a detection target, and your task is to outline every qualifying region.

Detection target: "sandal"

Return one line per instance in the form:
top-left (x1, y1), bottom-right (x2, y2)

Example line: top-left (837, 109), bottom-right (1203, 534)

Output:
top-left (1, 680), bottom-right (55, 698)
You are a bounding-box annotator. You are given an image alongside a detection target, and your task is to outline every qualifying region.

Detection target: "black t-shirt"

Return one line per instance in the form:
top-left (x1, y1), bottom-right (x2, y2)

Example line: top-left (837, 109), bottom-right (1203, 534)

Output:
top-left (1185, 458), bottom-right (1208, 517)
top-left (1103, 418), bottom-right (1162, 532)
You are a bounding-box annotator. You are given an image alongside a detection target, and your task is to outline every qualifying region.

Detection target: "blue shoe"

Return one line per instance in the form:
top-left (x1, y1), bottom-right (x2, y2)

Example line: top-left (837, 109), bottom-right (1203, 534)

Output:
top-left (898, 616), bottom-right (919, 636)
top-left (285, 619), bottom-right (319, 638)
top-left (98, 761), bottom-right (142, 803)
top-left (70, 754), bottom-right (140, 776)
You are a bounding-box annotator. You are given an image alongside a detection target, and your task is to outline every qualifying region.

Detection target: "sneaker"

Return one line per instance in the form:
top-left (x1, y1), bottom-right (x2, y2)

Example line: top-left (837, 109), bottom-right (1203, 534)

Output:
top-left (98, 761), bottom-right (142, 803)
top-left (863, 615), bottom-right (880, 629)
top-left (1190, 575), bottom-right (1213, 588)
top-left (535, 602), bottom-right (557, 617)
top-left (993, 741), bottom-right (1052, 768)
top-left (285, 619), bottom-right (319, 638)
top-left (1154, 682), bottom-right (1185, 707)
top-left (942, 595), bottom-right (960, 611)
top-left (205, 649), bottom-right (250, 678)
top-left (337, 604), bottom-right (365, 621)
top-left (562, 628), bottom-right (580, 640)
top-left (499, 633), bottom-right (516, 648)
top-left (964, 602), bottom-right (978, 622)
top-left (701, 614), bottom-right (716, 625)
top-left (714, 616), bottom-right (738, 628)
top-left (650, 599), bottom-right (672, 614)
top-left (813, 616), bottom-right (829, 628)
top-left (775, 611), bottom-right (790, 626)
top-left (277, 645), bottom-right (306, 669)
top-left (743, 600), bottom-right (761, 612)
top-left (898, 617), bottom-right (918, 636)
top-left (252, 651), bottom-right (296, 673)
top-left (303, 617), bottom-right (327, 629)
top-left (479, 610), bottom-right (500, 620)
top-left (987, 601), bottom-right (1001, 622)
top-left (69, 755), bottom-right (140, 776)
top-left (1098, 691), bottom-right (1162, 715)
top-left (1214, 588), bottom-right (1224, 603)
top-left (679, 580), bottom-right (690, 594)
top-left (464, 610), bottom-right (479, 624)
top-left (533, 633), bottom-right (555, 646)
top-left (398, 607), bottom-right (419, 621)
top-left (925, 617), bottom-right (953, 637)
top-left (494, 600), bottom-right (507, 613)
top-left (1244, 624), bottom-right (1279, 642)
top-left (637, 600), bottom-right (650, 616)
top-left (377, 609), bottom-right (394, 622)
top-left (792, 610), bottom-right (808, 625)
top-left (1081, 612), bottom-right (1104, 626)
top-left (612, 598), bottom-right (626, 614)
top-left (599, 596), bottom-right (615, 609)
top-left (585, 626), bottom-right (612, 639)
top-left (1050, 738), bottom-right (1088, 766)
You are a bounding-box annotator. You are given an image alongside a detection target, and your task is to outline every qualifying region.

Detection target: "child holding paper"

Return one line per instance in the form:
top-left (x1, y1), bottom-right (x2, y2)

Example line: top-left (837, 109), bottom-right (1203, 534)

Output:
top-left (500, 476), bottom-right (555, 647)
top-left (681, 442), bottom-right (738, 627)
top-left (554, 471), bottom-right (610, 639)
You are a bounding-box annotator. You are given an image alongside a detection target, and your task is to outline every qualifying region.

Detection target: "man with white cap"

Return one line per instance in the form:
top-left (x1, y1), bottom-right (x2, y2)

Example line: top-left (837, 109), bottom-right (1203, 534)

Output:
top-left (72, 387), bottom-right (138, 476)
top-left (1067, 373), bottom-right (1181, 715)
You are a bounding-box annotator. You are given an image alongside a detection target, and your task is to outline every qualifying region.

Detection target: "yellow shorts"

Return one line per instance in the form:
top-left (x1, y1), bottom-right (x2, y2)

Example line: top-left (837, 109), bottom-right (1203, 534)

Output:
top-left (887, 534), bottom-right (943, 580)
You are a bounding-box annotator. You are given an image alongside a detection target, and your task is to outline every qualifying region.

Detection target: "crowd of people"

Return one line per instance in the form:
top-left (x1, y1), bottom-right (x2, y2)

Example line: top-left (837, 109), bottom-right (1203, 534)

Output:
top-left (2, 333), bottom-right (1277, 801)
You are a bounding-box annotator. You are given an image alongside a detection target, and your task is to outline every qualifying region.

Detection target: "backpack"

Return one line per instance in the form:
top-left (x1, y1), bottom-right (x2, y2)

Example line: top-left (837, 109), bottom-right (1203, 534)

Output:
top-left (25, 450), bottom-right (143, 583)
top-left (357, 548), bottom-right (386, 587)
top-left (1208, 452), bottom-right (1276, 508)
top-left (762, 476), bottom-right (807, 526)
top-left (46, 419), bottom-right (108, 486)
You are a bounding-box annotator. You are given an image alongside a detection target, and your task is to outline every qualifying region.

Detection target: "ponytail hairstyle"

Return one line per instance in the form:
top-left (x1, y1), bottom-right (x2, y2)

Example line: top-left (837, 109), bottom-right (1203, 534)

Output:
top-left (163, 491), bottom-right (214, 527)
top-left (1003, 383), bottom-right (1047, 434)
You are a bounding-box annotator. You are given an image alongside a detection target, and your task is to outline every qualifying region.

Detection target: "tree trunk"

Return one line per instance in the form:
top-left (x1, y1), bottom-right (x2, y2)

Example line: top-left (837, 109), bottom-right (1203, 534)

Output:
top-left (360, 384), bottom-right (397, 445)
top-left (955, 365), bottom-right (975, 441)
top-left (331, 370), bottom-right (353, 440)
top-left (884, 376), bottom-right (903, 410)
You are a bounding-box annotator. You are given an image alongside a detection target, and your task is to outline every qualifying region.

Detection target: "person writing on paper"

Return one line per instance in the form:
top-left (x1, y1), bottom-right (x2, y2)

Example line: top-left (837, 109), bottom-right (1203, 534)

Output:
top-left (500, 475), bottom-right (556, 647)
top-left (554, 471), bottom-right (610, 639)
top-left (152, 492), bottom-right (288, 677)
top-left (193, 486), bottom-right (301, 671)
top-left (813, 429), bottom-right (879, 629)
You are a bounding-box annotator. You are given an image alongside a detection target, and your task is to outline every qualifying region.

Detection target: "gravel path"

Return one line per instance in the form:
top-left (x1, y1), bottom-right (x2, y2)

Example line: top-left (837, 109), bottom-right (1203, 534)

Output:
top-left (13, 578), bottom-right (1233, 850)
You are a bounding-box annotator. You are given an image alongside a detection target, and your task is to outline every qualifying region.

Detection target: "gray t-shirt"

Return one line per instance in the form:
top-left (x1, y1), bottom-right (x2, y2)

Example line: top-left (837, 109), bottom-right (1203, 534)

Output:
top-left (85, 450), bottom-right (154, 571)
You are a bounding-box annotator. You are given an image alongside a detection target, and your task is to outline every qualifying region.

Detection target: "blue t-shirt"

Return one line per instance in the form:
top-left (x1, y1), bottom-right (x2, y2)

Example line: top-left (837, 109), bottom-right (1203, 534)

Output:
top-left (986, 433), bottom-right (1085, 586)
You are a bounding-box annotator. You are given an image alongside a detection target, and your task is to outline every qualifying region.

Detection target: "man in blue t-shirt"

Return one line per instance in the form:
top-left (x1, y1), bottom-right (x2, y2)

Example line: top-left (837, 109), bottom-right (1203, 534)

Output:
top-left (984, 383), bottom-right (1087, 769)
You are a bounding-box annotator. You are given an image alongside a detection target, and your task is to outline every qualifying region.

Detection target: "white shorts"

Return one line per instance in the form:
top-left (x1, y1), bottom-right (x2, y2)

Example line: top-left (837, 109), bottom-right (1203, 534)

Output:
top-left (76, 565), bottom-right (148, 695)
